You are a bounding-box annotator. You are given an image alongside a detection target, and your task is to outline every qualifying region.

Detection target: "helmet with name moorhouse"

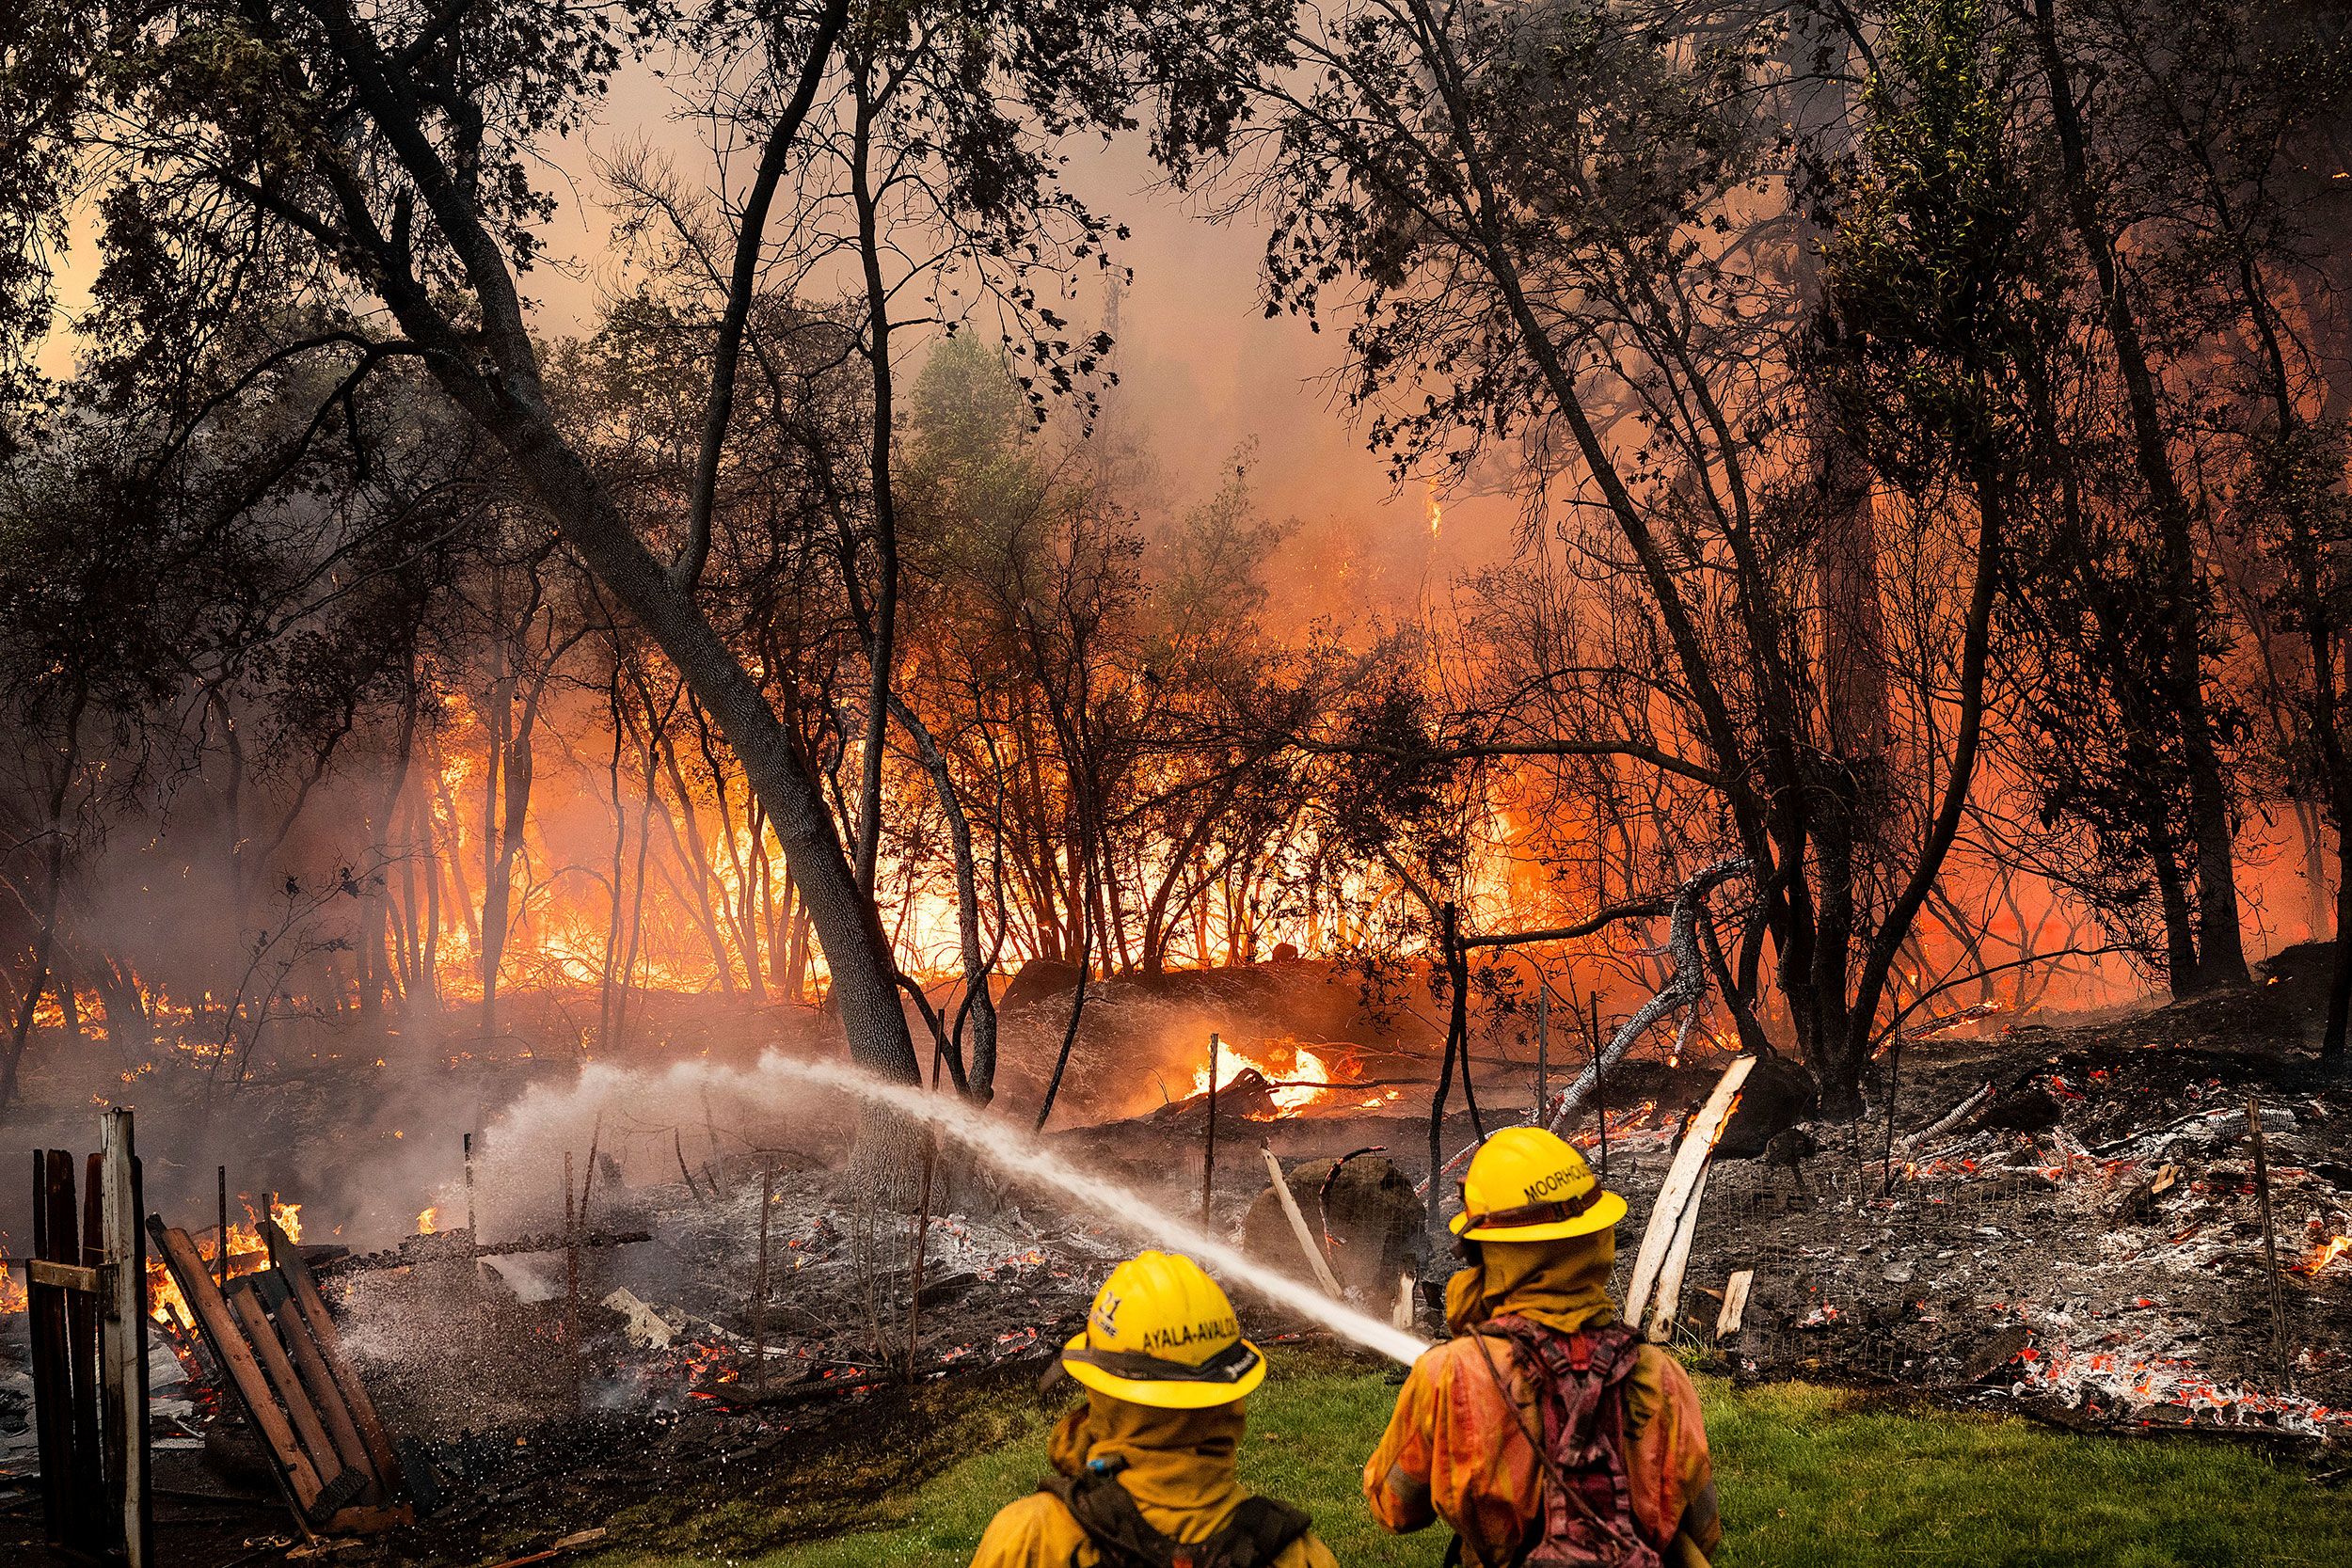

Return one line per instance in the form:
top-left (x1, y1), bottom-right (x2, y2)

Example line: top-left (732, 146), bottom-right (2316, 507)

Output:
top-left (1058, 1250), bottom-right (1266, 1410)
top-left (1451, 1125), bottom-right (1627, 1242)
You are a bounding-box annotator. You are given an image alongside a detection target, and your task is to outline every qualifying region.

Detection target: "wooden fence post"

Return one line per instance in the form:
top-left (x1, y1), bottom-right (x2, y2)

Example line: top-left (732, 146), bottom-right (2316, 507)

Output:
top-left (100, 1110), bottom-right (152, 1568)
top-left (1200, 1033), bottom-right (1221, 1228)
top-left (28, 1111), bottom-right (151, 1565)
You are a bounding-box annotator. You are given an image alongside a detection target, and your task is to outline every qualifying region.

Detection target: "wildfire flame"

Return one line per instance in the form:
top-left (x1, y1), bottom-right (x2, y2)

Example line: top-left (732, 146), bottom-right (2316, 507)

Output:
top-left (2296, 1234), bottom-right (2351, 1276)
top-left (147, 1198), bottom-right (303, 1327)
top-left (1, 1260), bottom-right (27, 1314)
top-left (417, 1205), bottom-right (442, 1236)
top-left (1192, 1037), bottom-right (1361, 1112)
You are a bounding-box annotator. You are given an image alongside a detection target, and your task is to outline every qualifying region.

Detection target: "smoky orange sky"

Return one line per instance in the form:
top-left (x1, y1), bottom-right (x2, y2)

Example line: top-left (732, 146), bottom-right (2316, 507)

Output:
top-left (38, 59), bottom-right (1521, 609)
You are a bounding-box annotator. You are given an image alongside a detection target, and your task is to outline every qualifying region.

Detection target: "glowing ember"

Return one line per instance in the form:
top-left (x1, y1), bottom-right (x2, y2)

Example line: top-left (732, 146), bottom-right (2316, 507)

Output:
top-left (416, 1206), bottom-right (443, 1236)
top-left (677, 1338), bottom-right (739, 1397)
top-left (1, 1259), bottom-right (27, 1315)
top-left (146, 1198), bottom-right (302, 1326)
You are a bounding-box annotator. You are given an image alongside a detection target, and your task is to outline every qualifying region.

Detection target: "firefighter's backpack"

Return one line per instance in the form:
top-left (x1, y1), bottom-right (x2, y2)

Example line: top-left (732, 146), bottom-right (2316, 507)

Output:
top-left (1039, 1460), bottom-right (1311, 1568)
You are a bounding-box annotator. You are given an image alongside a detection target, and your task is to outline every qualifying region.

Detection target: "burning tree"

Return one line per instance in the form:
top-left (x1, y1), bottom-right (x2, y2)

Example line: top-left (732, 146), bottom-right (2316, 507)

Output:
top-left (1207, 0), bottom-right (2058, 1115)
top-left (0, 0), bottom-right (1293, 1099)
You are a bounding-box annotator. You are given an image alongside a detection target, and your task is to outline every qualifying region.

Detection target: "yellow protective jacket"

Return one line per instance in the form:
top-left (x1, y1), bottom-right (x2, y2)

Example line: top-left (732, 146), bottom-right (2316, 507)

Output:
top-left (972, 1393), bottom-right (1339, 1568)
top-left (1364, 1233), bottom-right (1722, 1568)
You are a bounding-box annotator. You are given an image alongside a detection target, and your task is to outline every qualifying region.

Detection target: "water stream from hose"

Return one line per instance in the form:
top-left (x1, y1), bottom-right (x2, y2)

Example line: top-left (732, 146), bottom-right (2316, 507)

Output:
top-left (765, 1054), bottom-right (1434, 1368)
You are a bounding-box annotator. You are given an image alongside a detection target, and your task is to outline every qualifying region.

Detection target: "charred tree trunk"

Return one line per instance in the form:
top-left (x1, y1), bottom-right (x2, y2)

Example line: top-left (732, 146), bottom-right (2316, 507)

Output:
top-left (889, 695), bottom-right (999, 1102)
top-left (600, 667), bottom-right (629, 1047)
top-left (1831, 447), bottom-right (2007, 1119)
top-left (361, 690), bottom-right (420, 1019)
top-left (479, 574), bottom-right (514, 1037)
top-left (652, 727), bottom-right (741, 996)
top-left (2033, 0), bottom-right (2246, 994)
top-left (692, 700), bottom-right (767, 1001)
top-left (2151, 831), bottom-right (2199, 991)
top-left (849, 76), bottom-right (898, 902)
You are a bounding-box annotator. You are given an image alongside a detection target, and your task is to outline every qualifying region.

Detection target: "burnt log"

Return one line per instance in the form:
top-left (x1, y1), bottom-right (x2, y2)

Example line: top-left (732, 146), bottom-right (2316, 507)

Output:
top-left (1714, 1057), bottom-right (1819, 1159)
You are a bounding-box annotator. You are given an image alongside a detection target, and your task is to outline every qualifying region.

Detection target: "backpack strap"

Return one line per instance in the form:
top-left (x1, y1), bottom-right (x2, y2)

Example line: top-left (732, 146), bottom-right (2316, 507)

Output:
top-left (1038, 1469), bottom-right (1312, 1568)
top-left (1208, 1496), bottom-right (1313, 1568)
top-left (1040, 1470), bottom-right (1180, 1568)
top-left (1470, 1317), bottom-right (1661, 1568)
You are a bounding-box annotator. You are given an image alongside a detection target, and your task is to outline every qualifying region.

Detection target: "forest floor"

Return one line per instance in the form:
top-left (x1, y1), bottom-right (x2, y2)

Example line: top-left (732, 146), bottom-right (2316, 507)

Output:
top-left (8, 948), bottom-right (2352, 1565)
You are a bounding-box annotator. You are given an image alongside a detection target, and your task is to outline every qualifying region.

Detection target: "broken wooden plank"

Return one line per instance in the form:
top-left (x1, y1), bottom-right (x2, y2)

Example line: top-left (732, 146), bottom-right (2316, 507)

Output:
top-left (262, 1278), bottom-right (377, 1496)
top-left (1258, 1147), bottom-right (1344, 1299)
top-left (227, 1282), bottom-right (346, 1495)
top-left (71, 1151), bottom-right (105, 1547)
top-left (264, 1220), bottom-right (405, 1496)
top-left (1714, 1269), bottom-right (1754, 1343)
top-left (100, 1112), bottom-right (152, 1568)
top-left (29, 1150), bottom-right (73, 1545)
top-left (26, 1259), bottom-right (100, 1292)
top-left (1625, 1055), bottom-right (1756, 1329)
top-left (150, 1221), bottom-right (326, 1515)
top-left (1642, 1164), bottom-right (1711, 1343)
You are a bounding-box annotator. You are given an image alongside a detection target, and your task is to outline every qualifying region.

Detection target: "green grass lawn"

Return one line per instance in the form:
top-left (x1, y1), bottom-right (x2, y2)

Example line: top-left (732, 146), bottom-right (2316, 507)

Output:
top-left (594, 1357), bottom-right (2350, 1568)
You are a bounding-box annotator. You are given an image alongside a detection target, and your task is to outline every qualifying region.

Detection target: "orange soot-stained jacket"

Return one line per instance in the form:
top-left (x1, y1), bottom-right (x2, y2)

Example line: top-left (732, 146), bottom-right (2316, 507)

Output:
top-left (1363, 1330), bottom-right (1722, 1568)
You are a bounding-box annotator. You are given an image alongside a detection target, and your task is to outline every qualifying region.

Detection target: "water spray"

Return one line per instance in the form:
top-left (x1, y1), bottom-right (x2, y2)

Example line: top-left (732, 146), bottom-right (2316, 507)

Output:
top-left (762, 1054), bottom-right (1434, 1369)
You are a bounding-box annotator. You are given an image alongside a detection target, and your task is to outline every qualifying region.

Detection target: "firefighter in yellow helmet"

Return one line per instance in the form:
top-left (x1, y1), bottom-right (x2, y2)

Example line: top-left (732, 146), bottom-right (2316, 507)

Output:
top-left (972, 1250), bottom-right (1339, 1568)
top-left (1364, 1127), bottom-right (1722, 1567)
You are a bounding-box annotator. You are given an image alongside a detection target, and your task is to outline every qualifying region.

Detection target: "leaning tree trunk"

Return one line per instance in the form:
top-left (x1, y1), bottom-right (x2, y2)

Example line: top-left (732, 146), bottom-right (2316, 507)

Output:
top-left (340, 26), bottom-right (921, 1086)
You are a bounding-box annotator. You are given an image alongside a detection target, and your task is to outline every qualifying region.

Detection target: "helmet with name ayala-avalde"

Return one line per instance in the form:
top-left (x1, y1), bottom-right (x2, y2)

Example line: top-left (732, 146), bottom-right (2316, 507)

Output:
top-left (1451, 1125), bottom-right (1627, 1242)
top-left (1059, 1250), bottom-right (1266, 1409)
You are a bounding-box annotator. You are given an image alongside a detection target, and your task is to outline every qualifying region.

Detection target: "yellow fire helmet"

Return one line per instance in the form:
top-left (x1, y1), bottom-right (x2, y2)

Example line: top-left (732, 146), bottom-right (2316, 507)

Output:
top-left (1451, 1125), bottom-right (1628, 1242)
top-left (1059, 1250), bottom-right (1267, 1409)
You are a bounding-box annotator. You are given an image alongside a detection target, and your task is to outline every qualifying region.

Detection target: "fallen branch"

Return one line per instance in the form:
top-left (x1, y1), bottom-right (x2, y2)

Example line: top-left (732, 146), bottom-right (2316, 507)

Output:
top-left (1541, 858), bottom-right (1748, 1139)
top-left (483, 1528), bottom-right (609, 1568)
top-left (1905, 1083), bottom-right (1994, 1149)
